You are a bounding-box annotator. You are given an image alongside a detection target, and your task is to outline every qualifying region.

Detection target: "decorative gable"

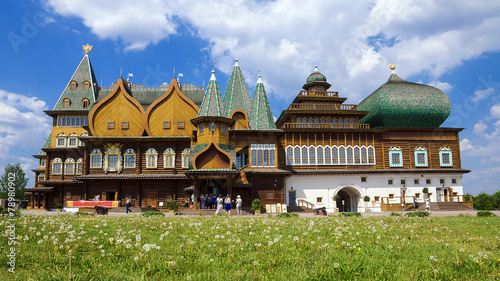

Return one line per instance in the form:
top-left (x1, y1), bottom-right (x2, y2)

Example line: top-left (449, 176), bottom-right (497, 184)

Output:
top-left (144, 78), bottom-right (198, 136)
top-left (89, 78), bottom-right (145, 136)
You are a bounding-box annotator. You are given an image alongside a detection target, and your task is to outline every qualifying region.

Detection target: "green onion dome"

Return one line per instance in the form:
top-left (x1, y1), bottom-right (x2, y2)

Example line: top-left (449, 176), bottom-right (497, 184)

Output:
top-left (359, 67), bottom-right (451, 128)
top-left (303, 65), bottom-right (331, 90)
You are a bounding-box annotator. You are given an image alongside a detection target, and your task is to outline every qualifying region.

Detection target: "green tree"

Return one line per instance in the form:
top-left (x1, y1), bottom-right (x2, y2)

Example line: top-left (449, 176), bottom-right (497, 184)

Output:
top-left (492, 190), bottom-right (500, 209)
top-left (0, 163), bottom-right (29, 200)
top-left (473, 192), bottom-right (495, 210)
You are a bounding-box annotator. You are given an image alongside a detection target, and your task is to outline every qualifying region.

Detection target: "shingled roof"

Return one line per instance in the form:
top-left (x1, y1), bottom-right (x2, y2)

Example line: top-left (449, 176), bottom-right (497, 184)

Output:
top-left (198, 70), bottom-right (226, 117)
top-left (53, 54), bottom-right (97, 111)
top-left (249, 75), bottom-right (276, 129)
top-left (223, 59), bottom-right (252, 116)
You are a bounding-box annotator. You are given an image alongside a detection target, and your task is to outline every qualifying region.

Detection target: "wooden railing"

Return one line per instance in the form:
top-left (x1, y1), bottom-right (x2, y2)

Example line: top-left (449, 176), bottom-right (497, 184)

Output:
top-left (288, 103), bottom-right (357, 111)
top-left (297, 199), bottom-right (315, 209)
top-left (283, 123), bottom-right (370, 129)
top-left (298, 90), bottom-right (339, 97)
top-left (443, 194), bottom-right (473, 202)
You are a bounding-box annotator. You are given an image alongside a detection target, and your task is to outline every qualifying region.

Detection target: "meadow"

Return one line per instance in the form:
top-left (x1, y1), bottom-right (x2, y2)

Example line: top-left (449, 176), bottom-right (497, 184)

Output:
top-left (1, 214), bottom-right (499, 280)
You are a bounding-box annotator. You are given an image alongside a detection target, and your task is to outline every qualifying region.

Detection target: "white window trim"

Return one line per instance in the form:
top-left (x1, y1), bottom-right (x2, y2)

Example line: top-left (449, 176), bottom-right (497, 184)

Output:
top-left (90, 149), bottom-right (103, 169)
top-left (56, 137), bottom-right (67, 148)
top-left (284, 145), bottom-right (376, 166)
top-left (163, 148), bottom-right (175, 169)
top-left (123, 149), bottom-right (136, 169)
top-left (389, 147), bottom-right (403, 168)
top-left (146, 148), bottom-right (158, 169)
top-left (181, 148), bottom-right (190, 169)
top-left (251, 144), bottom-right (276, 168)
top-left (414, 147), bottom-right (428, 167)
top-left (439, 147), bottom-right (453, 167)
top-left (52, 158), bottom-right (63, 175)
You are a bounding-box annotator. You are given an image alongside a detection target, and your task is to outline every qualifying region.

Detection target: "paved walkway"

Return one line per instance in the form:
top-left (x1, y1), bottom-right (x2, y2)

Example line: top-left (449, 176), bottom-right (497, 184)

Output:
top-left (20, 209), bottom-right (500, 217)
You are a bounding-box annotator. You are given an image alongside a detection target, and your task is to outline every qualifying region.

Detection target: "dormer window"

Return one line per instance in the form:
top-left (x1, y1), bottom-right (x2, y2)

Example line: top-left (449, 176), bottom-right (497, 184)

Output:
top-left (82, 98), bottom-right (90, 108)
top-left (122, 121), bottom-right (129, 130)
top-left (83, 81), bottom-right (90, 90)
top-left (69, 81), bottom-right (77, 90)
top-left (163, 121), bottom-right (171, 129)
top-left (108, 121), bottom-right (115, 129)
top-left (63, 98), bottom-right (71, 108)
top-left (199, 124), bottom-right (204, 134)
top-left (178, 121), bottom-right (185, 129)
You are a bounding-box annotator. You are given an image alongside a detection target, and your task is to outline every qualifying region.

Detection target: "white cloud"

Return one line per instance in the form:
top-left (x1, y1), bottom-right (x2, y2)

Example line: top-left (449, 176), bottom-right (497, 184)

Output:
top-left (472, 87), bottom-right (494, 102)
top-left (43, 0), bottom-right (500, 104)
top-left (44, 0), bottom-right (177, 51)
top-left (473, 122), bottom-right (487, 135)
top-left (460, 138), bottom-right (474, 153)
top-left (0, 89), bottom-right (51, 185)
top-left (428, 81), bottom-right (453, 93)
top-left (463, 166), bottom-right (500, 195)
top-left (490, 103), bottom-right (500, 119)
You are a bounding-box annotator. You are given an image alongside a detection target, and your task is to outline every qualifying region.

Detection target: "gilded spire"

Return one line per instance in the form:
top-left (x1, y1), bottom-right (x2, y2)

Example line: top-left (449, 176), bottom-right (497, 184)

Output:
top-left (83, 44), bottom-right (93, 54)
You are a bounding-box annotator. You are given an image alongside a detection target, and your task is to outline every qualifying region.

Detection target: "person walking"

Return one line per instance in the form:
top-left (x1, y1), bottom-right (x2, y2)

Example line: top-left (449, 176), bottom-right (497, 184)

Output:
top-left (413, 197), bottom-right (419, 211)
top-left (425, 199), bottom-right (430, 214)
top-left (126, 197), bottom-right (131, 214)
top-left (225, 194), bottom-right (232, 214)
top-left (215, 194), bottom-right (224, 214)
top-left (236, 195), bottom-right (242, 216)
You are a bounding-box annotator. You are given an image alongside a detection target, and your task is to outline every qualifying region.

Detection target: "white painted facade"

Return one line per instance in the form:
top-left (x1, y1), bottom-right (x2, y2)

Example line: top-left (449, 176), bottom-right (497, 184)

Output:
top-left (285, 173), bottom-right (464, 212)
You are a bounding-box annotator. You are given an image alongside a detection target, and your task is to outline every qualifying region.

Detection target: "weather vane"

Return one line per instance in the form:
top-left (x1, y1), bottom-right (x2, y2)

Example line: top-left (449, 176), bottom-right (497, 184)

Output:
top-left (211, 59), bottom-right (215, 70)
top-left (389, 64), bottom-right (396, 70)
top-left (83, 44), bottom-right (93, 54)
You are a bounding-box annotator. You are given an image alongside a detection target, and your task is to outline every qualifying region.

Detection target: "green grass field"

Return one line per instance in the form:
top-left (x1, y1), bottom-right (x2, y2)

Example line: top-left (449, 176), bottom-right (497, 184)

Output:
top-left (1, 214), bottom-right (499, 280)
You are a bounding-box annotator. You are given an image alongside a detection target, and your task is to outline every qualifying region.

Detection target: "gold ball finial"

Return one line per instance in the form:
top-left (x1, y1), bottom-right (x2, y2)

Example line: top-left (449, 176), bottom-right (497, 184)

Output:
top-left (389, 64), bottom-right (396, 70)
top-left (83, 44), bottom-right (93, 54)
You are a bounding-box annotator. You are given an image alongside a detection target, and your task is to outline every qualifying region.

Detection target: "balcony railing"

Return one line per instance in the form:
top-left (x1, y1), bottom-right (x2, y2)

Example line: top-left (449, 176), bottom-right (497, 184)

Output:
top-left (288, 103), bottom-right (357, 111)
top-left (283, 123), bottom-right (370, 129)
top-left (298, 90), bottom-right (339, 97)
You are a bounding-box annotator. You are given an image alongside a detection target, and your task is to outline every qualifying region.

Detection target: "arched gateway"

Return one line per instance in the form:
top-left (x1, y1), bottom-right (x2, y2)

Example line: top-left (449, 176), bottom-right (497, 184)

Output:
top-left (334, 185), bottom-right (362, 212)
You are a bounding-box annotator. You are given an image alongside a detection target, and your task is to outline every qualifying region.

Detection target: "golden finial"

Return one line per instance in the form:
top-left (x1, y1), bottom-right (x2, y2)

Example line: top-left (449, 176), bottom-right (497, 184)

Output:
top-left (83, 44), bottom-right (93, 54)
top-left (389, 64), bottom-right (396, 70)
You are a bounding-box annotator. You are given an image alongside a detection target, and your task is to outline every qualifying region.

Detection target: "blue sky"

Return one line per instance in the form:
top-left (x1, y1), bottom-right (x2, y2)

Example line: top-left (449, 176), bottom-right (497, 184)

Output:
top-left (1, 0), bottom-right (499, 195)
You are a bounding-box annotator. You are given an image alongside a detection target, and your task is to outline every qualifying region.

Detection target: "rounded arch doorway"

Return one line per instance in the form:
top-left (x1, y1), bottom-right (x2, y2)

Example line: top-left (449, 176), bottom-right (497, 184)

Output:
top-left (334, 186), bottom-right (362, 212)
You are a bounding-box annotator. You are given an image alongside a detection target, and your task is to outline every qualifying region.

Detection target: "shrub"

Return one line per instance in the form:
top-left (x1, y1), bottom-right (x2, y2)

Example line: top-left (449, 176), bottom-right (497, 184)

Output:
top-left (473, 192), bottom-right (496, 210)
top-left (422, 187), bottom-right (429, 194)
top-left (141, 211), bottom-right (164, 217)
top-left (251, 199), bottom-right (263, 211)
top-left (363, 195), bottom-right (370, 202)
top-left (390, 212), bottom-right (401, 216)
top-left (476, 211), bottom-right (496, 217)
top-left (464, 194), bottom-right (472, 202)
top-left (276, 213), bottom-right (299, 218)
top-left (333, 194), bottom-right (341, 201)
top-left (0, 205), bottom-right (4, 212)
top-left (74, 211), bottom-right (93, 216)
top-left (457, 213), bottom-right (471, 217)
top-left (165, 200), bottom-right (179, 211)
top-left (55, 203), bottom-right (64, 209)
top-left (339, 212), bottom-right (361, 217)
top-left (405, 211), bottom-right (429, 217)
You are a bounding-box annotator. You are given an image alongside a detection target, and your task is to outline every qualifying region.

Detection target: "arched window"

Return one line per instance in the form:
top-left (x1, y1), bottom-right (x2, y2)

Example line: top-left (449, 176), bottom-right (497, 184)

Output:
top-left (52, 158), bottom-right (63, 175)
top-left (181, 148), bottom-right (190, 168)
top-left (354, 147), bottom-right (360, 164)
top-left (221, 124), bottom-right (226, 134)
top-left (314, 118), bottom-right (319, 128)
top-left (317, 146), bottom-right (324, 165)
top-left (286, 146), bottom-right (293, 165)
top-left (339, 146), bottom-right (346, 164)
top-left (199, 124), bottom-right (204, 134)
top-left (368, 147), bottom-right (375, 164)
top-left (294, 146), bottom-right (301, 165)
top-left (347, 146), bottom-right (354, 164)
top-left (308, 118), bottom-right (313, 124)
top-left (145, 148), bottom-right (158, 169)
top-left (62, 117), bottom-right (67, 127)
top-left (69, 81), bottom-right (77, 90)
top-left (63, 98), bottom-right (71, 108)
top-left (209, 123), bottom-right (216, 133)
top-left (90, 149), bottom-right (102, 168)
top-left (57, 117), bottom-right (62, 127)
top-left (76, 158), bottom-right (83, 174)
top-left (71, 117), bottom-right (76, 127)
top-left (83, 81), bottom-right (90, 90)
top-left (65, 158), bottom-right (75, 175)
top-left (301, 146), bottom-right (308, 165)
top-left (82, 98), bottom-right (90, 108)
top-left (439, 146), bottom-right (453, 167)
top-left (361, 147), bottom-right (368, 164)
top-left (309, 146), bottom-right (316, 164)
top-left (324, 146), bottom-right (331, 164)
top-left (124, 149), bottom-right (136, 168)
top-left (76, 117), bottom-right (80, 127)
top-left (164, 148), bottom-right (175, 168)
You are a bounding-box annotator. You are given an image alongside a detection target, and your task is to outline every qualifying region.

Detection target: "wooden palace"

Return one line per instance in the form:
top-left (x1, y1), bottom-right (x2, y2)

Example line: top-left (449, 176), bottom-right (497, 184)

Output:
top-left (27, 46), bottom-right (470, 212)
